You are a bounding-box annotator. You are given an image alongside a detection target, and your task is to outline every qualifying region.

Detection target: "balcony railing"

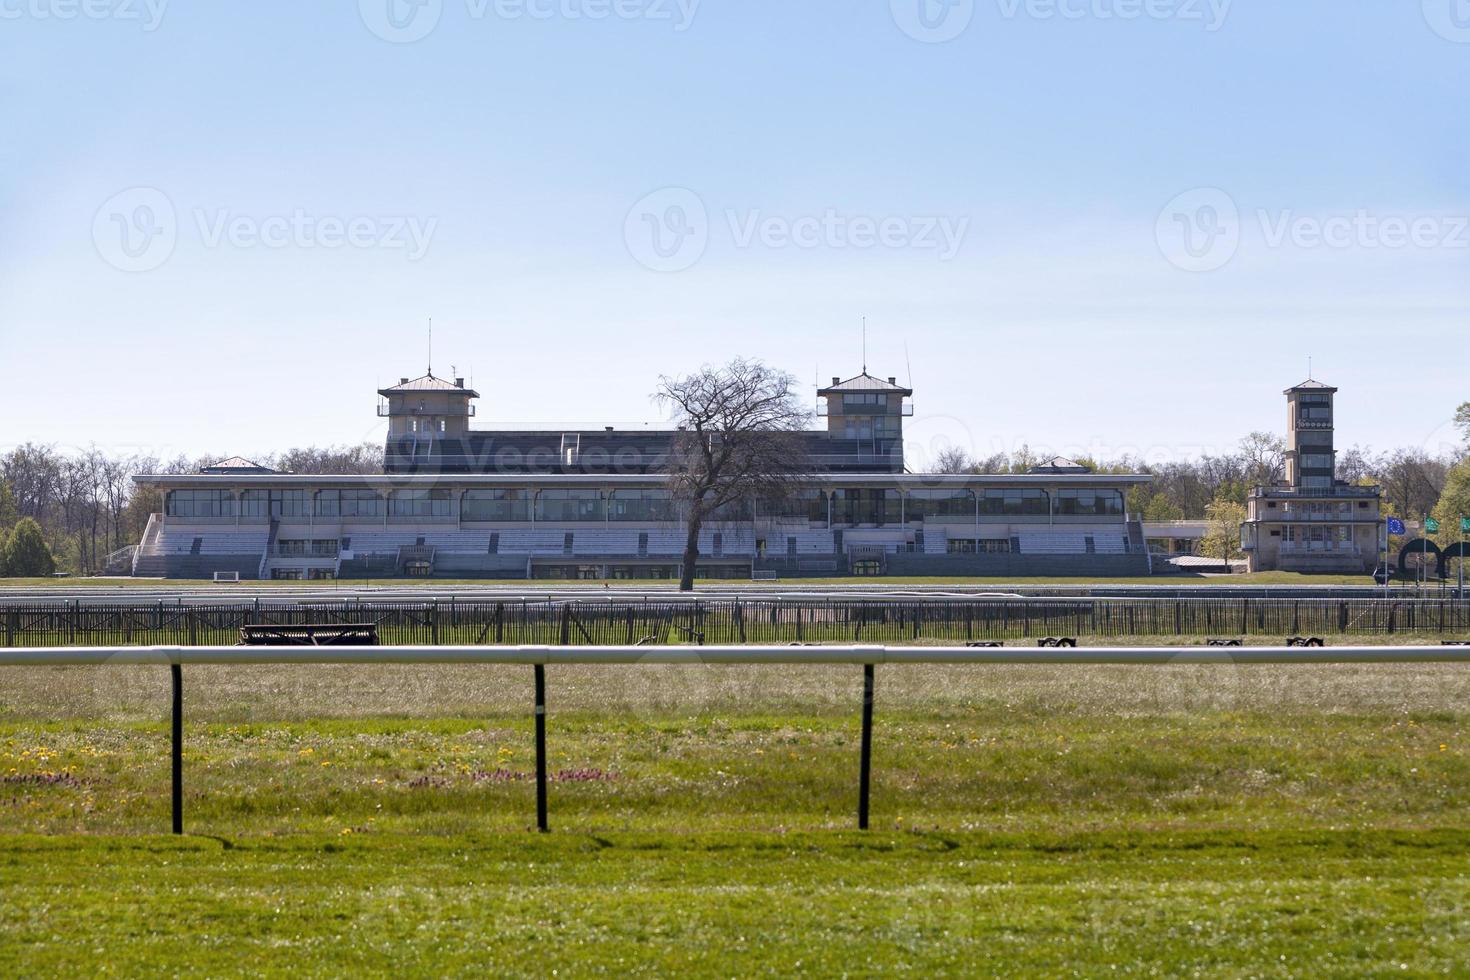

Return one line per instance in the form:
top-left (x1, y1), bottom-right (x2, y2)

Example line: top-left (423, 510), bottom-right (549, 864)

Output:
top-left (817, 402), bottom-right (915, 417)
top-left (1251, 484), bottom-right (1380, 499)
top-left (377, 403), bottom-right (476, 417)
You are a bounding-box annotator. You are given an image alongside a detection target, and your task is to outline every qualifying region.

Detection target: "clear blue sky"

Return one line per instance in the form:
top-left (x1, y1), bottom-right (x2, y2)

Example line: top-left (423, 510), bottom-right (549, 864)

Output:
top-left (2, 1), bottom-right (1467, 468)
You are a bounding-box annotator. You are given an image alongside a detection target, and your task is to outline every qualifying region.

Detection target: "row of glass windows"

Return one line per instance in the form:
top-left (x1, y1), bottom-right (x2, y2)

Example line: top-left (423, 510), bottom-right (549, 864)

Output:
top-left (167, 487), bottom-right (1126, 521)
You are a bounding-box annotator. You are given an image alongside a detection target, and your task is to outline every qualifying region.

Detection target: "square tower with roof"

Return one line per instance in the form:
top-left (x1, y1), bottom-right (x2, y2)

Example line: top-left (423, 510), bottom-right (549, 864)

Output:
top-left (377, 373), bottom-right (479, 442)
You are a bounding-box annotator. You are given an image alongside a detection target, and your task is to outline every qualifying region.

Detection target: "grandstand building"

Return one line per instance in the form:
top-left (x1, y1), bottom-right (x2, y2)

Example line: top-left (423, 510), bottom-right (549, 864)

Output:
top-left (130, 369), bottom-right (1154, 580)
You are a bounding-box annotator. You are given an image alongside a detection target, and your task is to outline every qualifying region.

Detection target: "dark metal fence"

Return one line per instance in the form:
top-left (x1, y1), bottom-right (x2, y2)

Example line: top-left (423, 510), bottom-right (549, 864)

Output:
top-left (6, 596), bottom-right (1470, 647)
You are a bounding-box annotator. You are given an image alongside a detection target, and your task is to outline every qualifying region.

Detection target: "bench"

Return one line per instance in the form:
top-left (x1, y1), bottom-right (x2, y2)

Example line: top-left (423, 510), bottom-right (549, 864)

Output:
top-left (238, 623), bottom-right (380, 646)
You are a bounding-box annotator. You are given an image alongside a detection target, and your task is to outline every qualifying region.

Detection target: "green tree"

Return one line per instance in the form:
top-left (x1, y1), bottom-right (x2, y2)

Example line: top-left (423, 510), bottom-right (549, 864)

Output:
top-left (4, 518), bottom-right (56, 577)
top-left (0, 480), bottom-right (16, 529)
top-left (1431, 459), bottom-right (1470, 547)
top-left (0, 528), bottom-right (8, 577)
top-left (1198, 498), bottom-right (1247, 568)
top-left (1455, 401), bottom-right (1470, 445)
top-left (1142, 494), bottom-right (1185, 523)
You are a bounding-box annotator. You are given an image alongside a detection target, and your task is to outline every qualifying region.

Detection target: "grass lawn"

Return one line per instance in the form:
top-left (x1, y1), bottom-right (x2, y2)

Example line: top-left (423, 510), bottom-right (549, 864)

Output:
top-left (1, 663), bottom-right (1467, 974)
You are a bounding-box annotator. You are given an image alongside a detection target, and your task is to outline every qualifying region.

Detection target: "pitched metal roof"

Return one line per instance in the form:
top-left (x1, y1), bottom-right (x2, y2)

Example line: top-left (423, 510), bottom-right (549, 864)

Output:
top-left (1284, 379), bottom-right (1336, 393)
top-left (817, 372), bottom-right (913, 395)
top-left (378, 373), bottom-right (480, 397)
top-left (199, 456), bottom-right (275, 474)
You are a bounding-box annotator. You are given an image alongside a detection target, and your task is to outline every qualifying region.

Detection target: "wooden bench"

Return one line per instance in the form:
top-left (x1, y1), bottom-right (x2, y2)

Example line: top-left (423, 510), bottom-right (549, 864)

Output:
top-left (238, 624), bottom-right (379, 646)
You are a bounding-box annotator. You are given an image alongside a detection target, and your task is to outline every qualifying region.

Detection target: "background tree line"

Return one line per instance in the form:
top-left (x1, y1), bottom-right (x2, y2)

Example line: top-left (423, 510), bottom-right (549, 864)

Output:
top-left (0, 443), bottom-right (380, 577)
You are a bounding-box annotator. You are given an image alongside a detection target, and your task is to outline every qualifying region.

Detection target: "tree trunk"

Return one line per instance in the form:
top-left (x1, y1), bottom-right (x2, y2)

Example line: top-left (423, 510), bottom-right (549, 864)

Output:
top-left (679, 517), bottom-right (702, 592)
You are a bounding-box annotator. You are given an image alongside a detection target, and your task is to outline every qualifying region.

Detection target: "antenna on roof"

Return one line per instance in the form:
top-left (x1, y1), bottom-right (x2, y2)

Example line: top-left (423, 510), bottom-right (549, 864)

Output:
top-left (904, 340), bottom-right (913, 390)
top-left (1307, 354), bottom-right (1312, 380)
top-left (861, 316), bottom-right (867, 374)
top-left (427, 318), bottom-right (433, 375)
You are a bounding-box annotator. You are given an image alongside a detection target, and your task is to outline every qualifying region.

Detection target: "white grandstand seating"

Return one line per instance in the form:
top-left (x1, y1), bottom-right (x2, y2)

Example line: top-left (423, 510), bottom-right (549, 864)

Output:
top-left (779, 531), bottom-right (836, 555)
top-left (567, 530), bottom-right (642, 556)
top-left (148, 527), bottom-right (268, 556)
top-left (1017, 531), bottom-right (1129, 555)
top-left (495, 530), bottom-right (574, 555)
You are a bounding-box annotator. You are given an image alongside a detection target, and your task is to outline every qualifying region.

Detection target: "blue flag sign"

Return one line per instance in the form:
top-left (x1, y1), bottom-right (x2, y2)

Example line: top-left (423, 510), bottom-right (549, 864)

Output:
top-left (1387, 517), bottom-right (1407, 536)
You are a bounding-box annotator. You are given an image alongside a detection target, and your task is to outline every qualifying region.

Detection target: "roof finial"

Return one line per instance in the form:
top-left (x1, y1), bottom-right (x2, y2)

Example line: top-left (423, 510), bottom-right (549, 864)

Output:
top-left (1307, 354), bottom-right (1312, 380)
top-left (861, 315), bottom-right (867, 375)
top-left (428, 317), bottom-right (433, 376)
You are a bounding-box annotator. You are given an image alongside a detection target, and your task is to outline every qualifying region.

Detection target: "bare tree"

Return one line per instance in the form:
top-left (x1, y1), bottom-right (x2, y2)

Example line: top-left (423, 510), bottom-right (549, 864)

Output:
top-left (931, 446), bottom-right (973, 474)
top-left (656, 359), bottom-right (813, 591)
top-left (1238, 431), bottom-right (1285, 487)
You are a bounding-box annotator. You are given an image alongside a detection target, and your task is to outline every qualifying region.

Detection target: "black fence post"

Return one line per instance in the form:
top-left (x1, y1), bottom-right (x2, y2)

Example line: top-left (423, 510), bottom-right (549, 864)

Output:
top-left (534, 663), bottom-right (548, 832)
top-left (171, 663), bottom-right (183, 835)
top-left (858, 662), bottom-right (875, 830)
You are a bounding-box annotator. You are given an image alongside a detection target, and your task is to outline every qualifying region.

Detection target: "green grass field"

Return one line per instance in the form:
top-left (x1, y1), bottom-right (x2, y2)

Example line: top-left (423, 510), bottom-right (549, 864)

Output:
top-left (1, 661), bottom-right (1467, 973)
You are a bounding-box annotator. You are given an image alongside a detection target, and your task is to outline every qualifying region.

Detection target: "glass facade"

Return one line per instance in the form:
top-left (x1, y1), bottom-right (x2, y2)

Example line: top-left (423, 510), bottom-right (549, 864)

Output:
top-left (166, 490), bottom-right (235, 518)
top-left (904, 488), bottom-right (974, 520)
top-left (314, 489), bottom-right (386, 518)
top-left (389, 489), bottom-right (452, 518)
top-left (535, 489), bottom-right (605, 522)
top-left (239, 489), bottom-right (310, 519)
top-left (1054, 489), bottom-right (1123, 516)
top-left (832, 488), bottom-right (896, 525)
top-left (979, 488), bottom-right (1049, 516)
top-left (461, 489), bottom-right (531, 522)
top-left (608, 489), bottom-right (677, 522)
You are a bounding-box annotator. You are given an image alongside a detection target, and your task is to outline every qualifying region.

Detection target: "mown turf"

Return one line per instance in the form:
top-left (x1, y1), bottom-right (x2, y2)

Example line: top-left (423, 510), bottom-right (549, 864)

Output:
top-left (2, 832), bottom-right (1467, 976)
top-left (1, 663), bottom-right (1466, 974)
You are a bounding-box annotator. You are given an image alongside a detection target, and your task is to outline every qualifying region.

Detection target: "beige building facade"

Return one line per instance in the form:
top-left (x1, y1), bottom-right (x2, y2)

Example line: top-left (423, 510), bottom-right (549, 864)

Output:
top-left (1242, 380), bottom-right (1382, 574)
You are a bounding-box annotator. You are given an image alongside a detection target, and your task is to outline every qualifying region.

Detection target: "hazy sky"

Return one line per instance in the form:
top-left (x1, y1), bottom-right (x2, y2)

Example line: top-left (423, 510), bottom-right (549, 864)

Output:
top-left (2, 1), bottom-right (1467, 470)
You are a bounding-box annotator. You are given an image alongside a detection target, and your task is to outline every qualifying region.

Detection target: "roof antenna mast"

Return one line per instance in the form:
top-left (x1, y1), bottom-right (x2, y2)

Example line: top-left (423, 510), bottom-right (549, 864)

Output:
top-left (428, 317), bottom-right (433, 376)
top-left (861, 316), bottom-right (867, 375)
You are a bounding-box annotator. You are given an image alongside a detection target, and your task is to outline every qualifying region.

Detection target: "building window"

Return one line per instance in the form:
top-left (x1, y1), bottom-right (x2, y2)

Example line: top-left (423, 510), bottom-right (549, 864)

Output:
top-left (277, 539), bottom-right (308, 557)
top-left (240, 489), bottom-right (309, 519)
top-left (315, 489), bottom-right (385, 518)
top-left (1054, 489), bottom-right (1124, 516)
top-left (608, 489), bottom-right (677, 522)
top-left (461, 489), bottom-right (531, 522)
top-left (979, 488), bottom-right (1048, 516)
top-left (767, 489), bottom-right (827, 525)
top-left (841, 393), bottom-right (888, 409)
top-left (535, 489), bottom-right (605, 522)
top-left (831, 488), bottom-right (895, 526)
top-left (389, 489), bottom-right (452, 518)
top-left (165, 489), bottom-right (235, 518)
top-left (905, 488), bottom-right (974, 520)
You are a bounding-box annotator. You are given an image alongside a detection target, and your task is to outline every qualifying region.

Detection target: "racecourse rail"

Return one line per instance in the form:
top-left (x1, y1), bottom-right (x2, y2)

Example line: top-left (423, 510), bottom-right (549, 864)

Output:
top-left (6, 595), bottom-right (1470, 648)
top-left (6, 643), bottom-right (1470, 835)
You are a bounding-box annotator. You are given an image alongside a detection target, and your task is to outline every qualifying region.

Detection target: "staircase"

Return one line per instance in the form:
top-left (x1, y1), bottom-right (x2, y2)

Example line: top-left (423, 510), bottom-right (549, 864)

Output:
top-left (131, 514), bottom-right (166, 577)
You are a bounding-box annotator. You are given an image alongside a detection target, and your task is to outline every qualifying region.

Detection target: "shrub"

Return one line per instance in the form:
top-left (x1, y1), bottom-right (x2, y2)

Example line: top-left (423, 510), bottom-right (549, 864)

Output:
top-left (4, 518), bottom-right (55, 577)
